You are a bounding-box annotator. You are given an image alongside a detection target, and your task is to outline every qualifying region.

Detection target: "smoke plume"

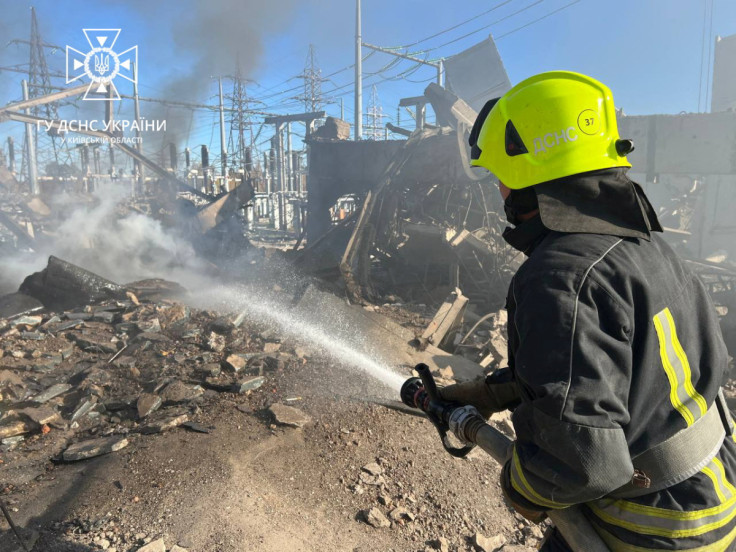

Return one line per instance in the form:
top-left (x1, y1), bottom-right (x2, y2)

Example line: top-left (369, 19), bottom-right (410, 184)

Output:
top-left (134, 0), bottom-right (299, 145)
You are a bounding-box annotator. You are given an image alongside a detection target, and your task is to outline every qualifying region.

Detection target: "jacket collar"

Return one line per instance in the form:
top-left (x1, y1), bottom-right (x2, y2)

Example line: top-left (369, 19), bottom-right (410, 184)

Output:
top-left (534, 168), bottom-right (663, 241)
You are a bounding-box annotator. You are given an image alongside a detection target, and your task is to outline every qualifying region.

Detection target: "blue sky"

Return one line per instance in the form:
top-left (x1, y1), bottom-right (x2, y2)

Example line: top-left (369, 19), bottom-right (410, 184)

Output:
top-left (0, 0), bottom-right (734, 170)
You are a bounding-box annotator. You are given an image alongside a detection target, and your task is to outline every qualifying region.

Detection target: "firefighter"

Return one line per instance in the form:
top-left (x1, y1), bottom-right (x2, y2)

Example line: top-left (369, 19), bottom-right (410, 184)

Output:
top-left (440, 71), bottom-right (736, 551)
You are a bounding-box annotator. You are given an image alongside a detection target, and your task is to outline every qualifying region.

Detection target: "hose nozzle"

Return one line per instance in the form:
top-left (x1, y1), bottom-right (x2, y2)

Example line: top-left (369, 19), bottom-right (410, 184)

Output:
top-left (400, 376), bottom-right (424, 409)
top-left (399, 364), bottom-right (476, 458)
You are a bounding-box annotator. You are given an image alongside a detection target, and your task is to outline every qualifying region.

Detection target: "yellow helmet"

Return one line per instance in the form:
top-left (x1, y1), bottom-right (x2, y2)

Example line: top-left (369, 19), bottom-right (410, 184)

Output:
top-left (469, 71), bottom-right (633, 190)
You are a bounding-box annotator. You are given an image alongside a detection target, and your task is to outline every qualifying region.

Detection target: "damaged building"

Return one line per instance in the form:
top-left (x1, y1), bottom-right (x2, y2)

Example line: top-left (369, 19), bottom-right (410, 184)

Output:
top-left (2, 4), bottom-right (736, 550)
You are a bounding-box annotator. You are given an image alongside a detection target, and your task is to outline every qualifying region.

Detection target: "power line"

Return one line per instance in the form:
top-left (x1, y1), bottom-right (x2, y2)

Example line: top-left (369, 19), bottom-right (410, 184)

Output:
top-left (263, 61), bottom-right (426, 112)
top-left (420, 0), bottom-right (547, 54)
top-left (390, 0), bottom-right (518, 49)
top-left (494, 0), bottom-right (582, 40)
top-left (254, 52), bottom-right (376, 104)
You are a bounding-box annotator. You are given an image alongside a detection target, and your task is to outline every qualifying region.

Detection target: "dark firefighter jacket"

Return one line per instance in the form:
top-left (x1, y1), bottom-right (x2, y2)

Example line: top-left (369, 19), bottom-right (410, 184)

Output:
top-left (499, 173), bottom-right (736, 551)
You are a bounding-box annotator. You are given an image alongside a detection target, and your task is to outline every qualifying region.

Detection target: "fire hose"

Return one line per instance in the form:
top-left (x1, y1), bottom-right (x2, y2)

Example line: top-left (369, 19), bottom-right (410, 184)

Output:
top-left (400, 363), bottom-right (610, 552)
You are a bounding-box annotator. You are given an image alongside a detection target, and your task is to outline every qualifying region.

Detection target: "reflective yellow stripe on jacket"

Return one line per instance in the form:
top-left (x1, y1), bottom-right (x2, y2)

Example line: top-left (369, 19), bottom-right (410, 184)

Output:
top-left (585, 307), bottom-right (735, 550)
top-left (509, 446), bottom-right (573, 510)
top-left (653, 307), bottom-right (708, 426)
top-left (591, 458), bottom-right (736, 550)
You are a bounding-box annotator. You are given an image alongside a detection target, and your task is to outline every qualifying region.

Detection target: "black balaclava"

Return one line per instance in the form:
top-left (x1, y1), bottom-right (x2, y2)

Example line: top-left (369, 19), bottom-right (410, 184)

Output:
top-left (503, 186), bottom-right (539, 226)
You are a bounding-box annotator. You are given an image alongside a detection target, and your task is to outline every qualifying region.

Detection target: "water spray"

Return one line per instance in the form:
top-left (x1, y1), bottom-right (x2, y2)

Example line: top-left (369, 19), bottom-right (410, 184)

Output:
top-left (195, 285), bottom-right (407, 393)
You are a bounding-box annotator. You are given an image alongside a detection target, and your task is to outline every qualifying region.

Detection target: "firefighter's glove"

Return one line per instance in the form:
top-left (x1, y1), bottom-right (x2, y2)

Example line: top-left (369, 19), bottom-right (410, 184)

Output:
top-left (438, 368), bottom-right (520, 419)
top-left (448, 405), bottom-right (483, 445)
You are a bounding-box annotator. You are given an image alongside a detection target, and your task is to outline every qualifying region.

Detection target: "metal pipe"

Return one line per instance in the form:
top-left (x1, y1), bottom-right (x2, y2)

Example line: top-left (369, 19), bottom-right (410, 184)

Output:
top-left (21, 80), bottom-right (39, 195)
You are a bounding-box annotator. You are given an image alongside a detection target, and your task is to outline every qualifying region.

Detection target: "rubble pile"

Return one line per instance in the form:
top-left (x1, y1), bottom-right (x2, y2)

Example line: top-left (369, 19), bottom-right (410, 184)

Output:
top-left (0, 260), bottom-right (301, 473)
top-left (299, 84), bottom-right (523, 313)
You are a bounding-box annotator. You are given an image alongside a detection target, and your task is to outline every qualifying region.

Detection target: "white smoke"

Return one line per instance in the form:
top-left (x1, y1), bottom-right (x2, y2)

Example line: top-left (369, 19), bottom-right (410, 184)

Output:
top-left (1, 183), bottom-right (213, 292)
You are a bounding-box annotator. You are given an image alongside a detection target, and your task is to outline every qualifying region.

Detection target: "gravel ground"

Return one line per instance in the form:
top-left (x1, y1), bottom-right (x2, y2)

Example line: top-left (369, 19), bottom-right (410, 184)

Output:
top-left (1, 348), bottom-right (541, 552)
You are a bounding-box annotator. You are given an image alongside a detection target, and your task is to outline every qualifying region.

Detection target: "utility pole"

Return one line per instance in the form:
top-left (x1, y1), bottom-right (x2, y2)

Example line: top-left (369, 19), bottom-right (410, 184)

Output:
top-left (354, 0), bottom-right (363, 140)
top-left (286, 123), bottom-right (294, 192)
top-left (21, 80), bottom-right (38, 195)
top-left (340, 97), bottom-right (345, 121)
top-left (133, 62), bottom-right (144, 195)
top-left (105, 85), bottom-right (115, 178)
top-left (218, 77), bottom-right (227, 179)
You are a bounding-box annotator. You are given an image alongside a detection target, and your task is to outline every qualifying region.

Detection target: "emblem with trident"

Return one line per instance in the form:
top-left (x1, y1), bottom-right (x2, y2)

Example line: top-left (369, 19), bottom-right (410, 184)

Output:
top-left (94, 53), bottom-right (110, 76)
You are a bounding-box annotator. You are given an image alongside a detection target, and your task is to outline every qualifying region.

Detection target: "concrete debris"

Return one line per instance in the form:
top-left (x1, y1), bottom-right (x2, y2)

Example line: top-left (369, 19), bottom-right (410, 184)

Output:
top-left (141, 413), bottom-right (189, 434)
top-left (429, 537), bottom-right (450, 552)
top-left (359, 470), bottom-right (386, 486)
top-left (18, 405), bottom-right (60, 426)
top-left (137, 394), bottom-right (163, 419)
top-left (388, 507), bottom-right (416, 523)
top-left (263, 342), bottom-right (281, 353)
top-left (206, 331), bottom-right (227, 352)
top-left (70, 397), bottom-right (97, 422)
top-left (311, 116), bottom-right (351, 141)
top-left (0, 256), bottom-right (296, 487)
top-left (63, 436), bottom-right (129, 461)
top-left (421, 289), bottom-right (468, 349)
top-left (73, 335), bottom-right (118, 354)
top-left (361, 462), bottom-right (384, 476)
top-left (136, 538), bottom-right (166, 552)
top-left (377, 493), bottom-right (393, 507)
top-left (232, 376), bottom-right (265, 393)
top-left (160, 381), bottom-right (204, 405)
top-left (223, 353), bottom-right (247, 372)
top-left (33, 383), bottom-right (72, 404)
top-left (11, 314), bottom-right (43, 328)
top-left (473, 532), bottom-right (507, 552)
top-left (362, 506), bottom-right (391, 528)
top-left (0, 420), bottom-right (34, 439)
top-left (269, 403), bottom-right (312, 428)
